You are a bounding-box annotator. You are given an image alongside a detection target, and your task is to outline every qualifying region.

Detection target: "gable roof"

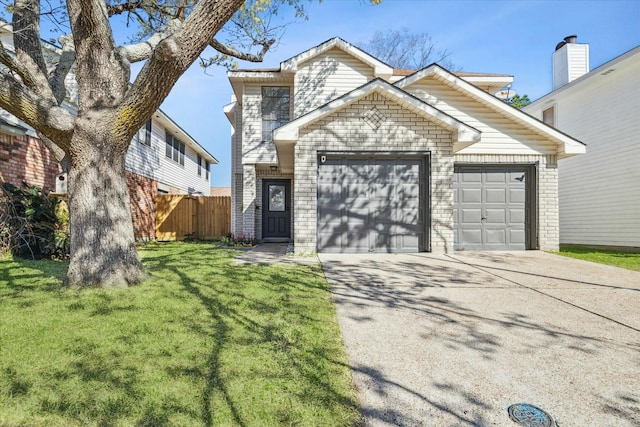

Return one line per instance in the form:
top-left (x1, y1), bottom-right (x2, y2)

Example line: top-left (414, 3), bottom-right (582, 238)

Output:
top-left (272, 78), bottom-right (481, 173)
top-left (279, 37), bottom-right (394, 79)
top-left (274, 78), bottom-right (480, 144)
top-left (395, 64), bottom-right (586, 157)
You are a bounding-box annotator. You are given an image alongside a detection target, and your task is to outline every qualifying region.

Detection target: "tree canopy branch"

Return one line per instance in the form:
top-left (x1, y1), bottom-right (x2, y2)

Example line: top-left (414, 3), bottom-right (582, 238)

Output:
top-left (0, 70), bottom-right (74, 148)
top-left (48, 34), bottom-right (76, 104)
top-left (11, 0), bottom-right (56, 100)
top-left (209, 37), bottom-right (275, 63)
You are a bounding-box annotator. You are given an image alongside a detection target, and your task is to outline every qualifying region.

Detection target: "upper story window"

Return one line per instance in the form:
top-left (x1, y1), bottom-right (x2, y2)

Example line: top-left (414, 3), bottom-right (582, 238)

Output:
top-left (262, 87), bottom-right (290, 142)
top-left (542, 106), bottom-right (555, 127)
top-left (197, 154), bottom-right (202, 176)
top-left (205, 161), bottom-right (210, 180)
top-left (136, 119), bottom-right (152, 146)
top-left (165, 131), bottom-right (185, 166)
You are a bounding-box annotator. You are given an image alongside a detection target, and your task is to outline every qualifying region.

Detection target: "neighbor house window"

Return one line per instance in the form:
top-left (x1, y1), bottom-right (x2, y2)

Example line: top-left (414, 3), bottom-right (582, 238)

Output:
top-left (205, 161), bottom-right (210, 180)
top-left (262, 86), bottom-right (290, 142)
top-left (165, 131), bottom-right (185, 166)
top-left (136, 119), bottom-right (152, 146)
top-left (542, 106), bottom-right (555, 127)
top-left (197, 154), bottom-right (202, 176)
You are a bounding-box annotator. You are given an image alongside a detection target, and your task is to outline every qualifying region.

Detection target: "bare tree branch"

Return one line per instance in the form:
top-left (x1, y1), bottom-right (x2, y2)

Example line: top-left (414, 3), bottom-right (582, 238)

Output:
top-left (67, 0), bottom-right (129, 110)
top-left (37, 131), bottom-right (70, 168)
top-left (118, 18), bottom-right (181, 63)
top-left (11, 0), bottom-right (56, 100)
top-left (0, 42), bottom-right (42, 89)
top-left (209, 37), bottom-right (275, 63)
top-left (0, 70), bottom-right (74, 147)
top-left (120, 0), bottom-right (244, 135)
top-left (48, 33), bottom-right (75, 104)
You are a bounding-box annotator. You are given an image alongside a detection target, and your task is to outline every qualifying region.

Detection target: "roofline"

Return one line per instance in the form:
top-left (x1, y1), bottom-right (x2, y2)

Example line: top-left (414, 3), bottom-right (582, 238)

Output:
top-left (274, 78), bottom-right (481, 144)
top-left (155, 108), bottom-right (218, 164)
top-left (279, 37), bottom-right (394, 78)
top-left (395, 64), bottom-right (585, 153)
top-left (527, 44), bottom-right (640, 108)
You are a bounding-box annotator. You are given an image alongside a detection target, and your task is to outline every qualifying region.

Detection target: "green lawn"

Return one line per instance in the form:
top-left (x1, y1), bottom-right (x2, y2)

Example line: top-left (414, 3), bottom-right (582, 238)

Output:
top-left (0, 243), bottom-right (360, 427)
top-left (554, 244), bottom-right (640, 272)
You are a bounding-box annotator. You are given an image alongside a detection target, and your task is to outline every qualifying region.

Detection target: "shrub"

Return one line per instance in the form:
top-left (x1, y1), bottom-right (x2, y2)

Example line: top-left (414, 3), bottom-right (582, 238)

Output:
top-left (0, 183), bottom-right (69, 259)
top-left (220, 232), bottom-right (255, 247)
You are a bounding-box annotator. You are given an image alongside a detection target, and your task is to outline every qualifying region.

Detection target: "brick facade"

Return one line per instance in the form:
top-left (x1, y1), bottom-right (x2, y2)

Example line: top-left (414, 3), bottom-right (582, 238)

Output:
top-left (1, 130), bottom-right (159, 241)
top-left (0, 131), bottom-right (62, 191)
top-left (126, 171), bottom-right (157, 241)
top-left (295, 92), bottom-right (455, 254)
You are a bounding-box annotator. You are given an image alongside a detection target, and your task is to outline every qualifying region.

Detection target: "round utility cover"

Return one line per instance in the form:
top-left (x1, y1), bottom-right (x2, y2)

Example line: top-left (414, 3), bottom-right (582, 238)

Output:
top-left (507, 403), bottom-right (555, 427)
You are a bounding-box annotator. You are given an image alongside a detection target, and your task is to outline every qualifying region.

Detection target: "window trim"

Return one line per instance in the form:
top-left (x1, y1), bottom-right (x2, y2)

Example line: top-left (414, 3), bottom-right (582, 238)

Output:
top-left (165, 131), bottom-right (185, 166)
top-left (261, 86), bottom-right (291, 142)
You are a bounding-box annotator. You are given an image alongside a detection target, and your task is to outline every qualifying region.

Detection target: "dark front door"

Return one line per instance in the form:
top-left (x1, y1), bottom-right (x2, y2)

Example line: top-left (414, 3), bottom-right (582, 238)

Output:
top-left (262, 179), bottom-right (291, 241)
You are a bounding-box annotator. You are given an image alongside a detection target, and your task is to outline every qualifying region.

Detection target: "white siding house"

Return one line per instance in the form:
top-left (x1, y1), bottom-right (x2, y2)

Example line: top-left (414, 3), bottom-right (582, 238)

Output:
top-left (125, 110), bottom-right (216, 196)
top-left (0, 24), bottom-right (217, 240)
top-left (0, 24), bottom-right (216, 197)
top-left (226, 37), bottom-right (585, 253)
top-left (525, 39), bottom-right (640, 249)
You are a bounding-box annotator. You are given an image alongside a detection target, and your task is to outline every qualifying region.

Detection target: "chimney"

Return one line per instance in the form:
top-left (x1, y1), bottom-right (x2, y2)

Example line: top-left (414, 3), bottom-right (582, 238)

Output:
top-left (553, 35), bottom-right (589, 90)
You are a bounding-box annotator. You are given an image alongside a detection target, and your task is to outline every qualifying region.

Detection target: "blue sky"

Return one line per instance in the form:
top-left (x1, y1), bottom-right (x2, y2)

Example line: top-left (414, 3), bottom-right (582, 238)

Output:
top-left (157, 0), bottom-right (640, 187)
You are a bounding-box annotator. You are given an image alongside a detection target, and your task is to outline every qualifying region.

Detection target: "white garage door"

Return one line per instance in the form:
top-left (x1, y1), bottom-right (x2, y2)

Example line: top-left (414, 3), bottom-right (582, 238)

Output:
top-left (317, 156), bottom-right (427, 253)
top-left (454, 166), bottom-right (530, 250)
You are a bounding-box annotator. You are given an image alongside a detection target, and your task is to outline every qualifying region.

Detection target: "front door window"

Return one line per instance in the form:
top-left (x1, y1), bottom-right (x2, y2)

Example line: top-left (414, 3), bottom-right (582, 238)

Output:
top-left (269, 185), bottom-right (285, 212)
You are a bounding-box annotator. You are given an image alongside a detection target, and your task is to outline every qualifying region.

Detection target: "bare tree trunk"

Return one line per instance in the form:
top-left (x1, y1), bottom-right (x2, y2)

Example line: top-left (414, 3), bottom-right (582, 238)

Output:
top-left (65, 116), bottom-right (143, 287)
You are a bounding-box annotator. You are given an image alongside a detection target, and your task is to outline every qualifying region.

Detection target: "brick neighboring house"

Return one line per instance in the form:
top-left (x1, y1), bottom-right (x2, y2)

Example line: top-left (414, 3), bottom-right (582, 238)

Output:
top-left (0, 27), bottom-right (217, 241)
top-left (226, 37), bottom-right (586, 253)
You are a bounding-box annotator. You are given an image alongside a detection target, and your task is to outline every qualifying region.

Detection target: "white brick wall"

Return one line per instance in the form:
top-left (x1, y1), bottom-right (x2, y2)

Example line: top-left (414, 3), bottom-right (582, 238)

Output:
top-left (242, 165), bottom-right (256, 237)
top-left (294, 91), bottom-right (455, 254)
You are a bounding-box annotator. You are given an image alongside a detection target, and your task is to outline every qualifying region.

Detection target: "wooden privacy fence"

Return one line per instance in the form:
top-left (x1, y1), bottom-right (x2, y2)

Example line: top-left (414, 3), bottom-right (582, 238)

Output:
top-left (156, 195), bottom-right (230, 241)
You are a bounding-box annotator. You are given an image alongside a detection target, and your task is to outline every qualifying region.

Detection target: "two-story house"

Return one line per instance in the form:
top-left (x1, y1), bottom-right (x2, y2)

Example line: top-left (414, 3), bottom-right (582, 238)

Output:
top-left (0, 25), bottom-right (217, 241)
top-left (525, 37), bottom-right (640, 250)
top-left (225, 37), bottom-right (585, 254)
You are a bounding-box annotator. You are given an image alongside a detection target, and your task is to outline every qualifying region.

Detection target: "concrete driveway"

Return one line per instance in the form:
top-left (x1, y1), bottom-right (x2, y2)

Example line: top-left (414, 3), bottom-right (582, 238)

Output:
top-left (319, 251), bottom-right (640, 426)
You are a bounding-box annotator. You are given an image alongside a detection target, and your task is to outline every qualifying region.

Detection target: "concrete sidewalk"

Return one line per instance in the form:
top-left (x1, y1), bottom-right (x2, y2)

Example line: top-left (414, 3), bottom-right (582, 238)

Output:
top-left (320, 251), bottom-right (640, 426)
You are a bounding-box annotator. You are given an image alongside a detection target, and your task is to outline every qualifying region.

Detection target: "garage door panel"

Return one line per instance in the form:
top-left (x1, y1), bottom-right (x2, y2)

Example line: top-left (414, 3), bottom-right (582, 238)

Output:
top-left (460, 229), bottom-right (482, 245)
top-left (509, 229), bottom-right (526, 244)
top-left (485, 229), bottom-right (507, 244)
top-left (398, 182), bottom-right (421, 200)
top-left (485, 209), bottom-right (506, 224)
top-left (509, 209), bottom-right (525, 224)
top-left (461, 209), bottom-right (482, 224)
top-left (318, 156), bottom-right (426, 253)
top-left (461, 188), bottom-right (482, 203)
top-left (509, 188), bottom-right (526, 203)
top-left (485, 169), bottom-right (507, 183)
top-left (372, 182), bottom-right (395, 199)
top-left (460, 169), bottom-right (482, 183)
top-left (317, 207), bottom-right (342, 225)
top-left (454, 165), bottom-right (530, 250)
top-left (485, 189), bottom-right (506, 204)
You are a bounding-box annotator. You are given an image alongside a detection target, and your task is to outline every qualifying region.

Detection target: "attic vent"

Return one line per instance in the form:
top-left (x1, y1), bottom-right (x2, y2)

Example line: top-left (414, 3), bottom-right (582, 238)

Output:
top-left (363, 106), bottom-right (386, 130)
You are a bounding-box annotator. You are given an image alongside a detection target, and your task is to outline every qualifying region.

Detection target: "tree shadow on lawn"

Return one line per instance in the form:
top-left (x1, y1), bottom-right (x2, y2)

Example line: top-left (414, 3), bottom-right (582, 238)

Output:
top-left (140, 243), bottom-right (360, 426)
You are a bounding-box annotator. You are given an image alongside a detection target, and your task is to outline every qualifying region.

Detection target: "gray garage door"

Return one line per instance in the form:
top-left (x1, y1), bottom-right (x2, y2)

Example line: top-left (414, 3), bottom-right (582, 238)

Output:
top-left (317, 156), bottom-right (427, 253)
top-left (454, 166), bottom-right (530, 250)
